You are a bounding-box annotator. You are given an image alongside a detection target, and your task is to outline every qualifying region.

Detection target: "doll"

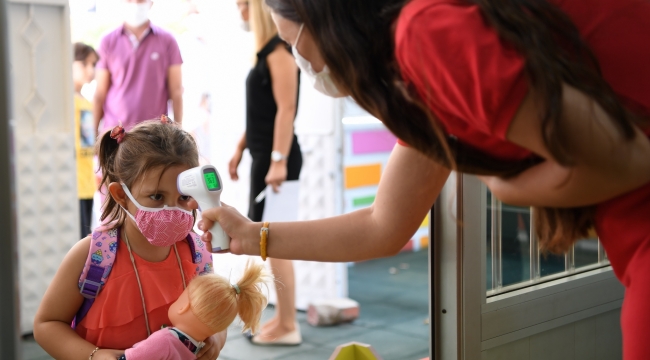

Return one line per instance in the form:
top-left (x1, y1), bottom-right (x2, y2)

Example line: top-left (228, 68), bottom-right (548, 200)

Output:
top-left (120, 260), bottom-right (270, 360)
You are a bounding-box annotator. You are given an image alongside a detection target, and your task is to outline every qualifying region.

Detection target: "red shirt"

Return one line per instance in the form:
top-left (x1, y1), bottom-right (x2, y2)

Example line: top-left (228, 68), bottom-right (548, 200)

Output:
top-left (394, 0), bottom-right (650, 284)
top-left (75, 241), bottom-right (199, 350)
top-left (395, 0), bottom-right (650, 159)
top-left (395, 3), bottom-right (650, 357)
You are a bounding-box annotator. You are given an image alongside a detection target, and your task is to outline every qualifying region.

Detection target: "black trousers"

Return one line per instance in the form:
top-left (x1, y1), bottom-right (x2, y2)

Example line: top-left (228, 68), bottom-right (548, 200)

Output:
top-left (80, 199), bottom-right (93, 239)
top-left (248, 139), bottom-right (302, 222)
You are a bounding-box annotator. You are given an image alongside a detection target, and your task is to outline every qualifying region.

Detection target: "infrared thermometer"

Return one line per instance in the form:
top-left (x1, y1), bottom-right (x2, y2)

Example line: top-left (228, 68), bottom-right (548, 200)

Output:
top-left (178, 165), bottom-right (229, 251)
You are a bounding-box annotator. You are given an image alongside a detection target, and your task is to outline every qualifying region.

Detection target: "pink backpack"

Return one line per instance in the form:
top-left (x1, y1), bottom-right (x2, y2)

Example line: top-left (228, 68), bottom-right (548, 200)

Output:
top-left (72, 223), bottom-right (213, 328)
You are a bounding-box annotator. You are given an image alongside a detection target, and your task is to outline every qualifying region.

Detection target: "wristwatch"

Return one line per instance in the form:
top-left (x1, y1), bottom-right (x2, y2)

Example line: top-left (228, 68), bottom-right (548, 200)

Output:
top-left (271, 150), bottom-right (287, 162)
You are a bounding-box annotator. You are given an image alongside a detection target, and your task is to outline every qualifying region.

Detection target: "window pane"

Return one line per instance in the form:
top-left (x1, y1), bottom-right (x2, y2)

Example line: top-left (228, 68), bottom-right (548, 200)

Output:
top-left (501, 204), bottom-right (531, 287)
top-left (486, 191), bottom-right (492, 290)
top-left (540, 253), bottom-right (565, 277)
top-left (574, 238), bottom-right (599, 268)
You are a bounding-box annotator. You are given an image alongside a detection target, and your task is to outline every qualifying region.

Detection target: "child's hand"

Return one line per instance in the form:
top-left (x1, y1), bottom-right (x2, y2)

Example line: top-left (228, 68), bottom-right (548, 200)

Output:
top-left (93, 349), bottom-right (124, 360)
top-left (196, 330), bottom-right (227, 360)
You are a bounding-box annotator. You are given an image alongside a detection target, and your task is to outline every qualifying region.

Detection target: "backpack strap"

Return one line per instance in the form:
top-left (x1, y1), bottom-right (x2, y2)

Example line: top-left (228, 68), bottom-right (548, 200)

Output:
top-left (186, 232), bottom-right (214, 276)
top-left (72, 225), bottom-right (120, 329)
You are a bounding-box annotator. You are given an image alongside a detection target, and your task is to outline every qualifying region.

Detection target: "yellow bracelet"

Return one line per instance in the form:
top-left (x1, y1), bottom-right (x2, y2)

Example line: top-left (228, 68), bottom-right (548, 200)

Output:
top-left (260, 222), bottom-right (270, 261)
top-left (88, 347), bottom-right (99, 360)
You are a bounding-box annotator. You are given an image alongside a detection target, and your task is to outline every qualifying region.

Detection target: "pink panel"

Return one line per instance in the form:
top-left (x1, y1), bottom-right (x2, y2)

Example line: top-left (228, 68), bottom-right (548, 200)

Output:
top-left (351, 130), bottom-right (397, 154)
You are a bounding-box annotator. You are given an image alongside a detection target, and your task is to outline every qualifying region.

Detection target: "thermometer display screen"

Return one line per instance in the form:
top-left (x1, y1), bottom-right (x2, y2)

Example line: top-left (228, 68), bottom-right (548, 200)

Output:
top-left (203, 170), bottom-right (220, 191)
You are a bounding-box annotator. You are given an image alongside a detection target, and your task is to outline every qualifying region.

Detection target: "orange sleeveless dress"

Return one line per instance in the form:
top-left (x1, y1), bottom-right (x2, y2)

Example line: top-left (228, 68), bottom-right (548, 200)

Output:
top-left (75, 239), bottom-right (201, 350)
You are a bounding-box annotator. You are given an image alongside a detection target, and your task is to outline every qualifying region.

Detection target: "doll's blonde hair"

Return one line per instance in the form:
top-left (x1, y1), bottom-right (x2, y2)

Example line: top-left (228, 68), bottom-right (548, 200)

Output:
top-left (187, 260), bottom-right (270, 334)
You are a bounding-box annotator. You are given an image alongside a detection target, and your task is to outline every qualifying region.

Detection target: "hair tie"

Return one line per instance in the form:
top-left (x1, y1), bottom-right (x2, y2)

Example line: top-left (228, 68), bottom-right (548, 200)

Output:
top-left (231, 284), bottom-right (241, 295)
top-left (160, 114), bottom-right (172, 124)
top-left (110, 124), bottom-right (126, 144)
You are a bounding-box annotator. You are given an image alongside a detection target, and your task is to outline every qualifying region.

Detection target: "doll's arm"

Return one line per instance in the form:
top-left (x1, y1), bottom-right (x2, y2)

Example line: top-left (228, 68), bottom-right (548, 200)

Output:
top-left (123, 330), bottom-right (175, 360)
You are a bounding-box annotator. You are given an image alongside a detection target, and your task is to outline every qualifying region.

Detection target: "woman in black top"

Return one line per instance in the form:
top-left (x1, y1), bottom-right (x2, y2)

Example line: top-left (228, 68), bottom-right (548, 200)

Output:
top-left (229, 0), bottom-right (303, 346)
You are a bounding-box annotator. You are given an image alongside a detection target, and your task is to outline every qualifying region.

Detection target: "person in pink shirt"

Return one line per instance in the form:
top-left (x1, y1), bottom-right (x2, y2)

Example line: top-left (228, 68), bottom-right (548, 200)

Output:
top-left (93, 0), bottom-right (184, 132)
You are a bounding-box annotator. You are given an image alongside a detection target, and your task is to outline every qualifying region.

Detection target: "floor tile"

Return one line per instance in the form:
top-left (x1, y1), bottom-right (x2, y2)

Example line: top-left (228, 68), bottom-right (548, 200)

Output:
top-left (389, 316), bottom-right (431, 340)
top-left (22, 339), bottom-right (51, 360)
top-left (219, 336), bottom-right (315, 360)
top-left (327, 328), bottom-right (429, 360)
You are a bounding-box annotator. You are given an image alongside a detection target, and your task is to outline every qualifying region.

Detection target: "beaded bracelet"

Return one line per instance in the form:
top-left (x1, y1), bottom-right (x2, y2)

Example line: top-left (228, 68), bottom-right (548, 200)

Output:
top-left (260, 222), bottom-right (270, 261)
top-left (88, 347), bottom-right (99, 360)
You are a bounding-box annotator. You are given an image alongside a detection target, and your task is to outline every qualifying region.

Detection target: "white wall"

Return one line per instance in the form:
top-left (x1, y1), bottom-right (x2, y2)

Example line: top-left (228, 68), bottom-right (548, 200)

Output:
top-left (7, 0), bottom-right (78, 333)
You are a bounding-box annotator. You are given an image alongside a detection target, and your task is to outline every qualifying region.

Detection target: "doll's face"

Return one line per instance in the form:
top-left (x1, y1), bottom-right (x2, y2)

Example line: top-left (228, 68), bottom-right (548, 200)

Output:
top-left (168, 287), bottom-right (191, 326)
top-left (168, 287), bottom-right (215, 341)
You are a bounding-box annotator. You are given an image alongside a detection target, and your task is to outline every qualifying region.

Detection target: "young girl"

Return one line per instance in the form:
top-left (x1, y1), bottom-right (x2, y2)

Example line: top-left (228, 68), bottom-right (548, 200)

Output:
top-left (121, 260), bottom-right (270, 360)
top-left (33, 119), bottom-right (225, 360)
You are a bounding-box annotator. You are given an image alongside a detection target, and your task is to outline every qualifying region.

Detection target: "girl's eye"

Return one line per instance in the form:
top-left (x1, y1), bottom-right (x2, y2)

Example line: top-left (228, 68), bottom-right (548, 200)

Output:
top-left (180, 195), bottom-right (191, 202)
top-left (149, 194), bottom-right (163, 201)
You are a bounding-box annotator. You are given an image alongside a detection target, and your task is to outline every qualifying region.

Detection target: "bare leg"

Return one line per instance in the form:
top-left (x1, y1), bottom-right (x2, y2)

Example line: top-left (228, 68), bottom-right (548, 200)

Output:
top-left (256, 258), bottom-right (298, 339)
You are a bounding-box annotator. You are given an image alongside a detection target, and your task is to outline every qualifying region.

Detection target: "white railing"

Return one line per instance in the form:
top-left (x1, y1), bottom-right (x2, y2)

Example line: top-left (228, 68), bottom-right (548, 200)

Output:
top-left (486, 191), bottom-right (609, 296)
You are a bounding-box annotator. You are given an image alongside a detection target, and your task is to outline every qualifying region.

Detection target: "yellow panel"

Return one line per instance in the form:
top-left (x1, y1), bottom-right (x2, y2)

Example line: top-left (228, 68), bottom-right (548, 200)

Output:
top-left (333, 346), bottom-right (356, 360)
top-left (420, 236), bottom-right (429, 249)
top-left (420, 214), bottom-right (430, 228)
top-left (344, 164), bottom-right (382, 189)
top-left (331, 343), bottom-right (382, 360)
top-left (355, 346), bottom-right (381, 360)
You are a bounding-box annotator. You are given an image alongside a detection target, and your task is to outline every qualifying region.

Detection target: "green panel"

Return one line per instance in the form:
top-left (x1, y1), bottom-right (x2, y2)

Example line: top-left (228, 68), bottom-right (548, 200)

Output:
top-left (353, 195), bottom-right (376, 207)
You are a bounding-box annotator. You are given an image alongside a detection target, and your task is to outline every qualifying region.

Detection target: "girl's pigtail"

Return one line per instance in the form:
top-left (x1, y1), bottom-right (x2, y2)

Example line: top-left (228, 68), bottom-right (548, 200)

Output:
top-left (235, 260), bottom-right (271, 334)
top-left (95, 126), bottom-right (123, 223)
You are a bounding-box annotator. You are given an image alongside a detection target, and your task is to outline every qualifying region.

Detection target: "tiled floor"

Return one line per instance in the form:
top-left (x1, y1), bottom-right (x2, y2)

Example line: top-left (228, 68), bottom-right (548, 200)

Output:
top-left (23, 250), bottom-right (431, 360)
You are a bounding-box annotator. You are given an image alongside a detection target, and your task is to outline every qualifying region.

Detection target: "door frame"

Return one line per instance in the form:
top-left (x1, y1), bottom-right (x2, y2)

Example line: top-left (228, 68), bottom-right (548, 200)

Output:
top-left (432, 173), bottom-right (624, 359)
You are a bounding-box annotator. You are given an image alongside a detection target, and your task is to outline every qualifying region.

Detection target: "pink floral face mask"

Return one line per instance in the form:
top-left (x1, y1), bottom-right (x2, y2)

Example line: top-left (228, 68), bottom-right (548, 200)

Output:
top-left (120, 183), bottom-right (194, 247)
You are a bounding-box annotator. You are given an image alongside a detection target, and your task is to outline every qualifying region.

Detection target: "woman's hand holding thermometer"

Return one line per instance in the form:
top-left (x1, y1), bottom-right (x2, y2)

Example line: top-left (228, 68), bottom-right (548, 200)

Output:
top-left (178, 165), bottom-right (230, 252)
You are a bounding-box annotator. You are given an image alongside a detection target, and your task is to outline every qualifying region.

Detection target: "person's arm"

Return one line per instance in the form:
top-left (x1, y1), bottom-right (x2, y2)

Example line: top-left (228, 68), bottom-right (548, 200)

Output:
top-left (93, 69), bottom-right (110, 133)
top-left (229, 133), bottom-right (247, 181)
top-left (481, 84), bottom-right (650, 208)
top-left (33, 237), bottom-right (124, 360)
top-left (265, 45), bottom-right (299, 192)
top-left (199, 144), bottom-right (450, 261)
top-left (168, 65), bottom-right (183, 124)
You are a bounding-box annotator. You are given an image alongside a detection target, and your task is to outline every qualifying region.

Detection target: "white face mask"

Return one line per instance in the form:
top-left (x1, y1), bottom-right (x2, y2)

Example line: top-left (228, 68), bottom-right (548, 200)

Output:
top-left (292, 24), bottom-right (345, 98)
top-left (123, 2), bottom-right (151, 28)
top-left (240, 20), bottom-right (250, 32)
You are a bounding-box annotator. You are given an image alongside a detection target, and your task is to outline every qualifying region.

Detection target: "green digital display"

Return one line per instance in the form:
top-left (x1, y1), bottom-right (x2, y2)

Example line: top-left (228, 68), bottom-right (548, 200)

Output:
top-left (203, 171), bottom-right (220, 191)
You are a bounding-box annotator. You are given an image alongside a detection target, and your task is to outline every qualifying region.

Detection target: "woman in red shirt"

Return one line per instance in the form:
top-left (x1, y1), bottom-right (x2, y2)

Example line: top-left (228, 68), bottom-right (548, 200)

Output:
top-left (198, 0), bottom-right (650, 358)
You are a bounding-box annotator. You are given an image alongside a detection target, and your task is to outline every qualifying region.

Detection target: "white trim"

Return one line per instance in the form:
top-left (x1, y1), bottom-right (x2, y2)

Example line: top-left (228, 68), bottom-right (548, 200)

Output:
top-left (483, 266), bottom-right (617, 311)
top-left (481, 274), bottom-right (623, 341)
top-left (481, 299), bottom-right (622, 351)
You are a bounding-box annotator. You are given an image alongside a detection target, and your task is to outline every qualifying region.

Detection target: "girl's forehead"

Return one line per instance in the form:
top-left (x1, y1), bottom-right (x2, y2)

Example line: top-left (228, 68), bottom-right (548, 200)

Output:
top-left (133, 164), bottom-right (192, 188)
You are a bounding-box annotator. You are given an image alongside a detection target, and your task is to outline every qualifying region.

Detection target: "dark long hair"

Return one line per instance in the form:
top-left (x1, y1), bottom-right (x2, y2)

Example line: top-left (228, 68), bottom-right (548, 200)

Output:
top-left (266, 0), bottom-right (643, 253)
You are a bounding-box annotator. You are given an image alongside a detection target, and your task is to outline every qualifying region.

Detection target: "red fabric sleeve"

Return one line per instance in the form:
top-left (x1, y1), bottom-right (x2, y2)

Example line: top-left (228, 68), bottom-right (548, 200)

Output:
top-left (395, 0), bottom-right (529, 141)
